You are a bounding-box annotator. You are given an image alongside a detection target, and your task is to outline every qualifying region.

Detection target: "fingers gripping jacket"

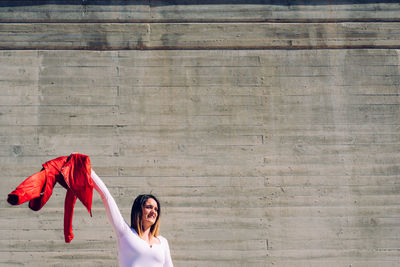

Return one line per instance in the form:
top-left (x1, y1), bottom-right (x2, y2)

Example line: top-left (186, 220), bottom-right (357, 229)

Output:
top-left (7, 153), bottom-right (93, 243)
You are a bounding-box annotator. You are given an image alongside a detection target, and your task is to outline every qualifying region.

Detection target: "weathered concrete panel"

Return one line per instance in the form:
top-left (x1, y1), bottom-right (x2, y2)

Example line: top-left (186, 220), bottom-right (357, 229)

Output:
top-left (1, 49), bottom-right (399, 267)
top-left (1, 1), bottom-right (400, 22)
top-left (1, 22), bottom-right (400, 49)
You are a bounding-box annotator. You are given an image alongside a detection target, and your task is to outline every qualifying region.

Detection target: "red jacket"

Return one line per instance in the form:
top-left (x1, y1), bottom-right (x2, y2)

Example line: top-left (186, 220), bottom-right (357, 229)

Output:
top-left (7, 153), bottom-right (93, 243)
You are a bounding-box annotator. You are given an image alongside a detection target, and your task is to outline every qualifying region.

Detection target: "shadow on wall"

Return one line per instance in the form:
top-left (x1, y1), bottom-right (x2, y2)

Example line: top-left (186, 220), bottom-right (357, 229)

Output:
top-left (0, 0), bottom-right (399, 7)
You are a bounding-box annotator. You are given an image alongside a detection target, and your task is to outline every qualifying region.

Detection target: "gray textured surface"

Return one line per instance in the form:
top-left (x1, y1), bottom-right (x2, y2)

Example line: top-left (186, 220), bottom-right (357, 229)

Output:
top-left (1, 1), bottom-right (400, 22)
top-left (1, 2), bottom-right (400, 267)
top-left (1, 22), bottom-right (400, 50)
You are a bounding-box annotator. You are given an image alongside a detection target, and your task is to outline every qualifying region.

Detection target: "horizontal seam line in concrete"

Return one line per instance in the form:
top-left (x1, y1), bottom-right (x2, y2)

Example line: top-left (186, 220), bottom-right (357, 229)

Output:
top-left (1, 46), bottom-right (400, 51)
top-left (1, 19), bottom-right (400, 23)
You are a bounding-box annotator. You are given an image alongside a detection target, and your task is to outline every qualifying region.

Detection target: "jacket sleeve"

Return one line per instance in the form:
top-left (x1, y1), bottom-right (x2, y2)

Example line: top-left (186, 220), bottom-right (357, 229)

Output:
top-left (91, 169), bottom-right (129, 237)
top-left (64, 188), bottom-right (77, 243)
top-left (7, 170), bottom-right (46, 206)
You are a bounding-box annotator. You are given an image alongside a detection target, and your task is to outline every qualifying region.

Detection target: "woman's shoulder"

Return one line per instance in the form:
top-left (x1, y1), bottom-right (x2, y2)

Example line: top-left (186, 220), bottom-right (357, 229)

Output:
top-left (156, 235), bottom-right (169, 244)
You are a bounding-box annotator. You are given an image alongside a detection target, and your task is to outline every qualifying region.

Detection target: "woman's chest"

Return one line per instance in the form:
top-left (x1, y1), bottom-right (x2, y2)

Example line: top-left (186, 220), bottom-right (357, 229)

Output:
top-left (119, 234), bottom-right (165, 264)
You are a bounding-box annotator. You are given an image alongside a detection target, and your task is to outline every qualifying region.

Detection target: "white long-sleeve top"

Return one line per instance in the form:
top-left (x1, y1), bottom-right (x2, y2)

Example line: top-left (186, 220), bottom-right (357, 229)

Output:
top-left (91, 170), bottom-right (174, 267)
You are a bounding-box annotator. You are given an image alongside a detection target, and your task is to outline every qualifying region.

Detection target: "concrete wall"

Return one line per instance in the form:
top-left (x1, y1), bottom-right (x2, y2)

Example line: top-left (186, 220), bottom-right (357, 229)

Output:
top-left (1, 1), bottom-right (399, 266)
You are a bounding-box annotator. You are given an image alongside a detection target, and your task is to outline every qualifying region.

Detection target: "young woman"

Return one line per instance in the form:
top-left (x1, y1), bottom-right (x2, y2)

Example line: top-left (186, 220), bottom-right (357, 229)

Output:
top-left (91, 170), bottom-right (173, 267)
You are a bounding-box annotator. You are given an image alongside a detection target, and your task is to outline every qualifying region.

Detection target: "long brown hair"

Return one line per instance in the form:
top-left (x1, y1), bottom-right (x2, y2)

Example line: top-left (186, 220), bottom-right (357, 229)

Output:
top-left (130, 194), bottom-right (161, 238)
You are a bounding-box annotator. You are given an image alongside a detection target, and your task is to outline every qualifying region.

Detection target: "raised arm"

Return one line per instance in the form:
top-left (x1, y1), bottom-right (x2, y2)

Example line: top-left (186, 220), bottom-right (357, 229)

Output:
top-left (91, 169), bottom-right (129, 237)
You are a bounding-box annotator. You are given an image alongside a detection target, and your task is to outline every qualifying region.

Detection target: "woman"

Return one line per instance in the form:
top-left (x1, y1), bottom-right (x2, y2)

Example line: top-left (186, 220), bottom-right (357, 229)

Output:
top-left (91, 170), bottom-right (173, 267)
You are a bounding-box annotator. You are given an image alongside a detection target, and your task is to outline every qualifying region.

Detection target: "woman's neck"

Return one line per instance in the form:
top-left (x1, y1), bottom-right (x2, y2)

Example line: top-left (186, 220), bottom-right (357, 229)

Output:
top-left (141, 226), bottom-right (153, 241)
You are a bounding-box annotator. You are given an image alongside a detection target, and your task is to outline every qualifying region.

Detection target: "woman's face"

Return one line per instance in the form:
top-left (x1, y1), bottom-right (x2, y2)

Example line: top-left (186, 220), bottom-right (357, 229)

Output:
top-left (141, 198), bottom-right (158, 226)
